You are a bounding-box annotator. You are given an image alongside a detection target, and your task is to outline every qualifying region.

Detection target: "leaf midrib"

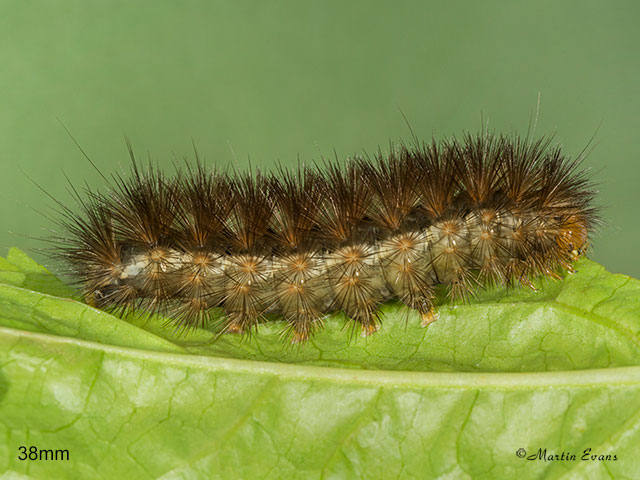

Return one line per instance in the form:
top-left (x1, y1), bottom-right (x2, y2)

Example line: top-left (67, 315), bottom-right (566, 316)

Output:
top-left (2, 326), bottom-right (640, 389)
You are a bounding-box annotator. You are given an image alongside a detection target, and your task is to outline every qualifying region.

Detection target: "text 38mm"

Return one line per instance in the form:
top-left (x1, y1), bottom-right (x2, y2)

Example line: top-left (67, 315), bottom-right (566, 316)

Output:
top-left (18, 446), bottom-right (69, 461)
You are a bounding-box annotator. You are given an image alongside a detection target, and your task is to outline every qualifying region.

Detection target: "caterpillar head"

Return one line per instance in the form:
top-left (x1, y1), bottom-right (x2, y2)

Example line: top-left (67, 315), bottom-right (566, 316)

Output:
top-left (558, 214), bottom-right (589, 261)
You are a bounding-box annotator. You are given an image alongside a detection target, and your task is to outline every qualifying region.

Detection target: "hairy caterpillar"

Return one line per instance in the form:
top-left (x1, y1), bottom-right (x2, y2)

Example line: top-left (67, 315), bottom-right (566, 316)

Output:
top-left (51, 132), bottom-right (597, 343)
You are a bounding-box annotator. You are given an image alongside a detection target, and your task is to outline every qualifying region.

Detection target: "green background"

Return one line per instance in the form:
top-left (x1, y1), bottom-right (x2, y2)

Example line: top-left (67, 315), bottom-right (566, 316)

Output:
top-left (1, 1), bottom-right (639, 278)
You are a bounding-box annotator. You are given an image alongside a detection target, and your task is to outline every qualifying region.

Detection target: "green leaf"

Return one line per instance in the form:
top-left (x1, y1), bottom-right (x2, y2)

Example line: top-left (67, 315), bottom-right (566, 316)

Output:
top-left (1, 247), bottom-right (639, 479)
